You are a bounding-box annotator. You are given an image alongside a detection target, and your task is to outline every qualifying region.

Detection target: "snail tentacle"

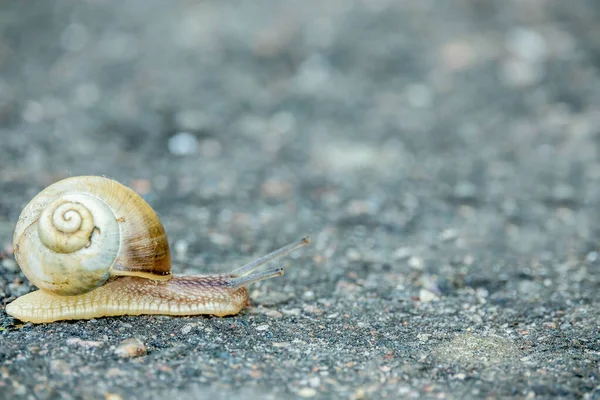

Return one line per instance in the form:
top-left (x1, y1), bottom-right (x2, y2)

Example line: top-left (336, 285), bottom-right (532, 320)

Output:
top-left (230, 236), bottom-right (311, 276)
top-left (228, 268), bottom-right (285, 289)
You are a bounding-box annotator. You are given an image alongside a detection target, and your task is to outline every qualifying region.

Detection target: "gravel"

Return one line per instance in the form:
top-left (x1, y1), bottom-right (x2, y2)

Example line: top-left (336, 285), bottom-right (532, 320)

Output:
top-left (1, 1), bottom-right (600, 399)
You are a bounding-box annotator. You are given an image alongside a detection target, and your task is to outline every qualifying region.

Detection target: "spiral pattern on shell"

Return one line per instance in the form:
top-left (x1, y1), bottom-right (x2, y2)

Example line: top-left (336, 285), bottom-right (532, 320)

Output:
top-left (38, 199), bottom-right (96, 254)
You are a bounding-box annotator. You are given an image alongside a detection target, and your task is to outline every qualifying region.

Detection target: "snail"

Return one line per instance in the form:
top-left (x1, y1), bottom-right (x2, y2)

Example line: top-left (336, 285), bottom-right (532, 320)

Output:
top-left (4, 175), bottom-right (310, 323)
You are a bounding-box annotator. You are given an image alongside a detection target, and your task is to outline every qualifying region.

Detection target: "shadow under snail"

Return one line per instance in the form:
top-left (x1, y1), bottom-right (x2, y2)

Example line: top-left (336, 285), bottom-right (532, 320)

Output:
top-left (5, 175), bottom-right (310, 324)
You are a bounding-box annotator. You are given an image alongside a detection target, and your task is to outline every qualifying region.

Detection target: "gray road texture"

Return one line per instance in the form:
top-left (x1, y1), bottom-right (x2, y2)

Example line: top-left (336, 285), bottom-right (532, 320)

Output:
top-left (1, 1), bottom-right (600, 399)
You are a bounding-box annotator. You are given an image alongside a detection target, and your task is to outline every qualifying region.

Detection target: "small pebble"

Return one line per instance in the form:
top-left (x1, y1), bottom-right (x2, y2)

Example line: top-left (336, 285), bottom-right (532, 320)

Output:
top-left (506, 28), bottom-right (548, 63)
top-left (586, 251), bottom-right (598, 263)
top-left (168, 132), bottom-right (198, 156)
top-left (255, 324), bottom-right (270, 331)
top-left (181, 324), bottom-right (193, 335)
top-left (208, 232), bottom-right (232, 246)
top-left (346, 248), bottom-right (362, 262)
top-left (160, 344), bottom-right (187, 359)
top-left (308, 376), bottom-right (321, 388)
top-left (252, 291), bottom-right (293, 306)
top-left (419, 288), bottom-right (439, 302)
top-left (66, 338), bottom-right (104, 348)
top-left (261, 179), bottom-right (292, 199)
top-left (408, 256), bottom-right (424, 270)
top-left (263, 309), bottom-right (283, 318)
top-left (303, 305), bottom-right (324, 315)
top-left (297, 387), bottom-right (317, 398)
top-left (114, 338), bottom-right (147, 358)
top-left (439, 40), bottom-right (477, 72)
top-left (352, 388), bottom-right (367, 399)
top-left (501, 59), bottom-right (543, 88)
top-left (303, 290), bottom-right (315, 300)
top-left (560, 322), bottom-right (572, 331)
top-left (1, 258), bottom-right (18, 272)
top-left (106, 368), bottom-right (127, 377)
top-left (294, 53), bottom-right (331, 94)
top-left (13, 382), bottom-right (27, 396)
top-left (393, 247), bottom-right (411, 260)
top-left (174, 240), bottom-right (189, 259)
top-left (440, 229), bottom-right (458, 242)
top-left (8, 282), bottom-right (30, 297)
top-left (417, 333), bottom-right (431, 343)
top-left (50, 360), bottom-right (72, 375)
top-left (346, 199), bottom-right (377, 216)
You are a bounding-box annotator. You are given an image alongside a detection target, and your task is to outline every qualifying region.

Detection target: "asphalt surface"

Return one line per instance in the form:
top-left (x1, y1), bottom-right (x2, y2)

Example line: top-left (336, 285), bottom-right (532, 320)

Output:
top-left (1, 1), bottom-right (600, 399)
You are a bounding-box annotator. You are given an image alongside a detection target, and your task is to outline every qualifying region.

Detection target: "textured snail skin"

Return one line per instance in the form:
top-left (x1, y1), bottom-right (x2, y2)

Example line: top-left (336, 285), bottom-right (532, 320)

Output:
top-left (5, 275), bottom-right (249, 323)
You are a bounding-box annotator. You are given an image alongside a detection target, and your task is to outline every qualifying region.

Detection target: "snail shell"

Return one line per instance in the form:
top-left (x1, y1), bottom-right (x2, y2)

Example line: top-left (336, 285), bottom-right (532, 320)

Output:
top-left (13, 176), bottom-right (171, 296)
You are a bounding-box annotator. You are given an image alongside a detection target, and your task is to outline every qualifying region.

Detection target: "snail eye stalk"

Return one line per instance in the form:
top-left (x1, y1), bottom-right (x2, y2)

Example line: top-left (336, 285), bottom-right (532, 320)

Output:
top-left (229, 236), bottom-right (311, 278)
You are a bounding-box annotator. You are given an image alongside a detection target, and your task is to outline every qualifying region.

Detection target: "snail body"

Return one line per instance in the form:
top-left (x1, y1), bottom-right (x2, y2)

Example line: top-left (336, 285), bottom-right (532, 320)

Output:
top-left (5, 176), bottom-right (310, 323)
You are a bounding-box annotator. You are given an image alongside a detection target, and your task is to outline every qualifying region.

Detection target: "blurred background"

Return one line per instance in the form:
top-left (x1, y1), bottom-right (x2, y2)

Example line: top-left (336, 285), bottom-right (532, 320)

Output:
top-left (1, 1), bottom-right (600, 399)
top-left (1, 0), bottom-right (598, 264)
